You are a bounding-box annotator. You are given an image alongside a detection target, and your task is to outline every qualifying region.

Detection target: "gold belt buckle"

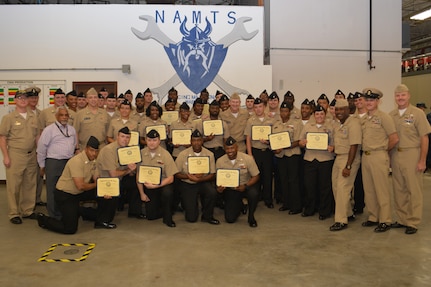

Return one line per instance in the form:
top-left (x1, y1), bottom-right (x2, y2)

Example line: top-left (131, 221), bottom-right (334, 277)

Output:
top-left (397, 147), bottom-right (402, 152)
top-left (364, 151), bottom-right (371, 155)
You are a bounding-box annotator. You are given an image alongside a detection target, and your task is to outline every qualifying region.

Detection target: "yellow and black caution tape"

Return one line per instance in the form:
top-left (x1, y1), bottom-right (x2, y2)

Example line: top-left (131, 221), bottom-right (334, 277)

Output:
top-left (38, 243), bottom-right (96, 263)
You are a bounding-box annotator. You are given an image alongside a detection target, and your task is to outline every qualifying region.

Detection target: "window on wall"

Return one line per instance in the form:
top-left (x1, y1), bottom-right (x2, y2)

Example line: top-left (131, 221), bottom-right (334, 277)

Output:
top-left (73, 82), bottom-right (117, 96)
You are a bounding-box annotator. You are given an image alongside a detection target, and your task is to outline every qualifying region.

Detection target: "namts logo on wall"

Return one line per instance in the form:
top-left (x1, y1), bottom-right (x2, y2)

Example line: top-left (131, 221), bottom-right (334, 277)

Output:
top-left (131, 9), bottom-right (258, 104)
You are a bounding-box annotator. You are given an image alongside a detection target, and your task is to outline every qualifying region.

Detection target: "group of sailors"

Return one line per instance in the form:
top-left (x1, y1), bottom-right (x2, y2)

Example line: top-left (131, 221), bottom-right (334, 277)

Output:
top-left (0, 84), bottom-right (428, 235)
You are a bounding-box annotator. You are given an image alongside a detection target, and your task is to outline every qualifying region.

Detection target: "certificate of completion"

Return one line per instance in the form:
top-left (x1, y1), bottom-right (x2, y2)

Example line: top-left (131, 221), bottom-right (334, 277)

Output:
top-left (97, 178), bottom-right (120, 197)
top-left (146, 125), bottom-right (167, 140)
top-left (117, 145), bottom-right (142, 165)
top-left (306, 132), bottom-right (329, 150)
top-left (216, 169), bottom-right (240, 188)
top-left (203, 120), bottom-right (223, 136)
top-left (172, 129), bottom-right (192, 145)
top-left (252, 125), bottom-right (272, 140)
top-left (138, 165), bottom-right (162, 185)
top-left (161, 111), bottom-right (178, 125)
top-left (128, 131), bottom-right (139, 146)
top-left (187, 156), bottom-right (210, 174)
top-left (269, 132), bottom-right (291, 150)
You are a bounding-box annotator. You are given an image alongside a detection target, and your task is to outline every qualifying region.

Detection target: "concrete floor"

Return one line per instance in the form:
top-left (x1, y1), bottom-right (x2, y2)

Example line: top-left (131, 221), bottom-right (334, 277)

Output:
top-left (1, 175), bottom-right (431, 287)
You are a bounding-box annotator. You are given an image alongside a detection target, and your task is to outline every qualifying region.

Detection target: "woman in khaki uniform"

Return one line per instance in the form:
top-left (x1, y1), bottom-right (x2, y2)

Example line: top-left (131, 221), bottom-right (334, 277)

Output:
top-left (0, 91), bottom-right (39, 224)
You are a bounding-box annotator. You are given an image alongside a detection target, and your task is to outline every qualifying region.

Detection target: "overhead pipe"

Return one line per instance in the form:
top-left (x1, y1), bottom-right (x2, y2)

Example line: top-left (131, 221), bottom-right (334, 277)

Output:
top-left (368, 0), bottom-right (375, 70)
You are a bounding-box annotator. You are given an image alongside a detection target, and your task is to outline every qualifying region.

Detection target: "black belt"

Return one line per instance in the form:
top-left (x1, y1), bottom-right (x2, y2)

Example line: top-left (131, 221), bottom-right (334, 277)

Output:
top-left (252, 147), bottom-right (270, 152)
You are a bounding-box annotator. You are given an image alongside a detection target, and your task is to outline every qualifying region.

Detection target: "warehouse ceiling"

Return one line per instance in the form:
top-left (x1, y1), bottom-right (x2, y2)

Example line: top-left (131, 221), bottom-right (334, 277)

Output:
top-left (0, 0), bottom-right (430, 59)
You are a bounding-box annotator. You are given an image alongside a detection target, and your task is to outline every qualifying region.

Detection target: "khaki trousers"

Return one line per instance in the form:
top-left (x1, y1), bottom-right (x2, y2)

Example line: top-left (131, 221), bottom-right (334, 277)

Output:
top-left (361, 150), bottom-right (392, 224)
top-left (332, 154), bottom-right (360, 224)
top-left (391, 148), bottom-right (423, 228)
top-left (6, 149), bottom-right (37, 218)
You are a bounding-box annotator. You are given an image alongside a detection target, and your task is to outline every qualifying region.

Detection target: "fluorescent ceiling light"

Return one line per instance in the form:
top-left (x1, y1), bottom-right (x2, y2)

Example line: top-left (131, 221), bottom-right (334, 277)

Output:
top-left (411, 8), bottom-right (431, 20)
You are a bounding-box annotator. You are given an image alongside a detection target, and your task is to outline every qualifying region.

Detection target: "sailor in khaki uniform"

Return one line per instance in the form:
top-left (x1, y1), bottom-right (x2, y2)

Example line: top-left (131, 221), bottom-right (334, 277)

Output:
top-left (170, 102), bottom-right (196, 159)
top-left (0, 90), bottom-right (39, 224)
top-left (272, 102), bottom-right (303, 214)
top-left (175, 129), bottom-right (219, 225)
top-left (36, 136), bottom-right (117, 233)
top-left (245, 98), bottom-right (275, 208)
top-left (105, 93), bottom-right (120, 120)
top-left (219, 93), bottom-right (250, 153)
top-left (138, 101), bottom-right (167, 149)
top-left (137, 129), bottom-right (179, 227)
top-left (361, 88), bottom-right (399, 233)
top-left (299, 104), bottom-right (334, 219)
top-left (216, 137), bottom-right (260, 227)
top-left (39, 88), bottom-right (75, 130)
top-left (283, 91), bottom-right (301, 120)
top-left (130, 92), bottom-right (146, 126)
top-left (389, 84), bottom-right (431, 234)
top-left (329, 99), bottom-right (362, 231)
top-left (25, 86), bottom-right (45, 206)
top-left (106, 100), bottom-right (138, 143)
top-left (197, 100), bottom-right (230, 161)
top-left (74, 88), bottom-right (110, 150)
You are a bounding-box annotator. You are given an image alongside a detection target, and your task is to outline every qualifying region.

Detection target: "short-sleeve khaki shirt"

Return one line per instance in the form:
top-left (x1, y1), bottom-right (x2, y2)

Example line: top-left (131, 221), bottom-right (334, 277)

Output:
top-left (175, 146), bottom-right (216, 184)
top-left (0, 110), bottom-right (38, 151)
top-left (139, 146), bottom-right (178, 179)
top-left (74, 107), bottom-right (109, 149)
top-left (216, 151), bottom-right (260, 185)
top-left (271, 118), bottom-right (302, 158)
top-left (333, 116), bottom-right (362, 155)
top-left (56, 151), bottom-right (98, 195)
top-left (389, 104), bottom-right (431, 149)
top-left (362, 109), bottom-right (397, 151)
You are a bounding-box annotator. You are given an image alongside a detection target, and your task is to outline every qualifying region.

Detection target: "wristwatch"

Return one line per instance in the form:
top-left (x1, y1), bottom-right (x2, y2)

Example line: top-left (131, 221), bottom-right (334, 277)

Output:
top-left (346, 165), bottom-right (351, 170)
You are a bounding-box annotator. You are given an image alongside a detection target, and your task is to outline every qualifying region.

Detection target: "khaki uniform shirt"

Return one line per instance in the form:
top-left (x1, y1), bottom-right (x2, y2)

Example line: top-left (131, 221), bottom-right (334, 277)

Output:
top-left (97, 141), bottom-right (126, 178)
top-left (175, 146), bottom-right (216, 184)
top-left (362, 109), bottom-right (396, 152)
top-left (272, 118), bottom-right (302, 158)
top-left (170, 119), bottom-right (197, 157)
top-left (139, 146), bottom-right (178, 179)
top-left (291, 106), bottom-right (301, 120)
top-left (130, 110), bottom-right (146, 126)
top-left (138, 118), bottom-right (168, 139)
top-left (74, 107), bottom-right (109, 149)
top-left (196, 117), bottom-right (230, 149)
top-left (216, 152), bottom-right (260, 185)
top-left (0, 110), bottom-right (38, 151)
top-left (389, 104), bottom-right (431, 149)
top-left (244, 115), bottom-right (274, 149)
top-left (106, 110), bottom-right (120, 121)
top-left (220, 108), bottom-right (249, 144)
top-left (107, 118), bottom-right (138, 140)
top-left (300, 121), bottom-right (334, 162)
top-left (39, 106), bottom-right (75, 130)
top-left (333, 116), bottom-right (362, 155)
top-left (56, 151), bottom-right (98, 195)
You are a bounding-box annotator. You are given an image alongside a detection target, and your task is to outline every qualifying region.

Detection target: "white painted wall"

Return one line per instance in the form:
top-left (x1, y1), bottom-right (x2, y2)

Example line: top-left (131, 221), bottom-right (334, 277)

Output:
top-left (269, 0), bottom-right (401, 112)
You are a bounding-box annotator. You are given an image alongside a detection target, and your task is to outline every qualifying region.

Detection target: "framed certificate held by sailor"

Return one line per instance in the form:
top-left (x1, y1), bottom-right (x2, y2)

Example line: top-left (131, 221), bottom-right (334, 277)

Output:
top-left (117, 145), bottom-right (142, 165)
top-left (251, 125), bottom-right (271, 140)
top-left (97, 178), bottom-right (120, 197)
top-left (138, 166), bottom-right (162, 185)
top-left (269, 132), bottom-right (291, 150)
top-left (216, 169), bottom-right (240, 188)
top-left (187, 156), bottom-right (210, 174)
top-left (161, 111), bottom-right (178, 125)
top-left (172, 129), bottom-right (192, 145)
top-left (203, 120), bottom-right (223, 136)
top-left (306, 132), bottom-right (329, 150)
top-left (145, 125), bottom-right (167, 140)
top-left (128, 131), bottom-right (139, 146)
